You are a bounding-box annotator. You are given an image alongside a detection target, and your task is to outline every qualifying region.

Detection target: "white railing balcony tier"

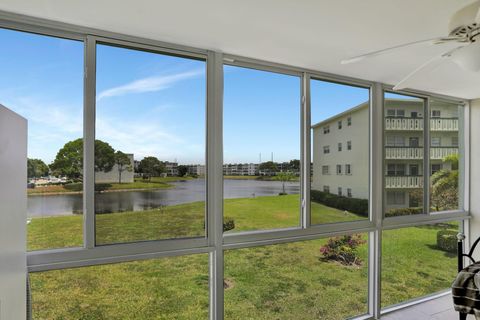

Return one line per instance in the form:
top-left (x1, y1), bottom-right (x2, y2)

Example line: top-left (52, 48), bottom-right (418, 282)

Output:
top-left (385, 176), bottom-right (423, 188)
top-left (385, 147), bottom-right (423, 159)
top-left (384, 147), bottom-right (458, 160)
top-left (385, 117), bottom-right (458, 131)
top-left (430, 147), bottom-right (458, 160)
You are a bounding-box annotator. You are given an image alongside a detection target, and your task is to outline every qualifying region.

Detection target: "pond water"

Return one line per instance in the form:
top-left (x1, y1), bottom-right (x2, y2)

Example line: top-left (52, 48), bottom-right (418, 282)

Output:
top-left (27, 179), bottom-right (300, 217)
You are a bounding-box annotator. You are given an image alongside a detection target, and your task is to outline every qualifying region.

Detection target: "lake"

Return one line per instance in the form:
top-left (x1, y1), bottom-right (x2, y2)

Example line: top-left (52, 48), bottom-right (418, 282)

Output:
top-left (27, 179), bottom-right (300, 217)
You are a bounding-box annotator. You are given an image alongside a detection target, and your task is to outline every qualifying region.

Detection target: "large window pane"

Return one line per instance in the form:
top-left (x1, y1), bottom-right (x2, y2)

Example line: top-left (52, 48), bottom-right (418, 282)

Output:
top-left (381, 221), bottom-right (458, 307)
top-left (310, 80), bottom-right (369, 225)
top-left (31, 254), bottom-right (209, 319)
top-left (225, 235), bottom-right (368, 319)
top-left (429, 100), bottom-right (462, 213)
top-left (223, 66), bottom-right (301, 232)
top-left (384, 93), bottom-right (425, 217)
top-left (95, 44), bottom-right (206, 244)
top-left (0, 28), bottom-right (84, 250)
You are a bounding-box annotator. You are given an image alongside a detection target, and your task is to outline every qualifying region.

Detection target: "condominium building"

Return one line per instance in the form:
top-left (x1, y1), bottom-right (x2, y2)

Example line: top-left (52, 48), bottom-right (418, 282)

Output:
top-left (186, 164), bottom-right (206, 176)
top-left (312, 99), bottom-right (460, 211)
top-left (223, 163), bottom-right (259, 176)
top-left (164, 161), bottom-right (179, 176)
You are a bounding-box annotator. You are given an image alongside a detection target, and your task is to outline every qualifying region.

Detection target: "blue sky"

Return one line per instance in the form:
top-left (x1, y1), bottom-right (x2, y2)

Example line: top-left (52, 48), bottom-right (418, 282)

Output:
top-left (1, 28), bottom-right (370, 165)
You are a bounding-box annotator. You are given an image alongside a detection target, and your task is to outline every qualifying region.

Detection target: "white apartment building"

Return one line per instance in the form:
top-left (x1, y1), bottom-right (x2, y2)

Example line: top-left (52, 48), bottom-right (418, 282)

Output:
top-left (223, 163), bottom-right (259, 176)
top-left (95, 153), bottom-right (135, 184)
top-left (312, 99), bottom-right (460, 211)
top-left (187, 164), bottom-right (206, 176)
top-left (164, 161), bottom-right (179, 176)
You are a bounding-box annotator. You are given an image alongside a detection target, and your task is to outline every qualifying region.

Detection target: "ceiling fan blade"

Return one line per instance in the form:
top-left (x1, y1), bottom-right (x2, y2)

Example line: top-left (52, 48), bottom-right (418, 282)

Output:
top-left (476, 2), bottom-right (480, 23)
top-left (393, 47), bottom-right (464, 91)
top-left (341, 37), bottom-right (460, 65)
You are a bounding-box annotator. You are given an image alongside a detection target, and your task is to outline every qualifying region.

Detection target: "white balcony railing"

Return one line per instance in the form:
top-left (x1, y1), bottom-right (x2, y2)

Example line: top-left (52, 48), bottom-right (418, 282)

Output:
top-left (385, 176), bottom-right (423, 188)
top-left (385, 147), bottom-right (423, 159)
top-left (385, 147), bottom-right (458, 160)
top-left (385, 117), bottom-right (458, 131)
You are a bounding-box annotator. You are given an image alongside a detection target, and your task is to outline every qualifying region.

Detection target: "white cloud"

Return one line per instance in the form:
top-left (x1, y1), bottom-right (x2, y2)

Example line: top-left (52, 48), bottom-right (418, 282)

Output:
top-left (97, 69), bottom-right (204, 100)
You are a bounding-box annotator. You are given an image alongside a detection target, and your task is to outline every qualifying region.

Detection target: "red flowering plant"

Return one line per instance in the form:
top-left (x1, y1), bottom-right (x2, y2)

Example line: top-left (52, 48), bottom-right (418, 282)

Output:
top-left (319, 234), bottom-right (366, 266)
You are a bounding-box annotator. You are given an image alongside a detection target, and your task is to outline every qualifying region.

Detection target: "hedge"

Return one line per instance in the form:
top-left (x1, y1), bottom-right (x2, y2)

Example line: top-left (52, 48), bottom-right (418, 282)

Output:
top-left (436, 230), bottom-right (457, 253)
top-left (385, 207), bottom-right (423, 218)
top-left (310, 190), bottom-right (368, 217)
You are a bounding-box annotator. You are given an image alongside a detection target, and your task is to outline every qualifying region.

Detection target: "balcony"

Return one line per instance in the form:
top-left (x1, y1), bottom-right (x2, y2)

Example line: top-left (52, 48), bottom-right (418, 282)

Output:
top-left (385, 175), bottom-right (423, 188)
top-left (385, 117), bottom-right (458, 131)
top-left (385, 147), bottom-right (458, 160)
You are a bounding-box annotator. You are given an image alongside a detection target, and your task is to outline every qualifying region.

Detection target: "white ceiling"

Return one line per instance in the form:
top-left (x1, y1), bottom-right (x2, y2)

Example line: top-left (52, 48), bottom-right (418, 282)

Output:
top-left (1, 0), bottom-right (479, 99)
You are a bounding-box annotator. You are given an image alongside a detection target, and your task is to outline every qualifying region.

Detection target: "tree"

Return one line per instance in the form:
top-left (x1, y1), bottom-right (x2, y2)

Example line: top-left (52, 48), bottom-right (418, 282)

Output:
top-left (274, 171), bottom-right (296, 195)
top-left (289, 159), bottom-right (300, 172)
top-left (259, 161), bottom-right (278, 176)
top-left (137, 156), bottom-right (165, 180)
top-left (431, 154), bottom-right (459, 211)
top-left (114, 151), bottom-right (132, 184)
top-left (50, 138), bottom-right (115, 180)
top-left (177, 165), bottom-right (188, 177)
top-left (27, 158), bottom-right (49, 179)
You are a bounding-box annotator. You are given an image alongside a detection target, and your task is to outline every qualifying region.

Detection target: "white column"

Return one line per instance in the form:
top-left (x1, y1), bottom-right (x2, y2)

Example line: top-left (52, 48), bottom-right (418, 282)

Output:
top-left (469, 99), bottom-right (480, 259)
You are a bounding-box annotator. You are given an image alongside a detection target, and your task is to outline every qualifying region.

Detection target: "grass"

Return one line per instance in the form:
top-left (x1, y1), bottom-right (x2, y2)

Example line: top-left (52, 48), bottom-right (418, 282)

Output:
top-left (28, 195), bottom-right (458, 319)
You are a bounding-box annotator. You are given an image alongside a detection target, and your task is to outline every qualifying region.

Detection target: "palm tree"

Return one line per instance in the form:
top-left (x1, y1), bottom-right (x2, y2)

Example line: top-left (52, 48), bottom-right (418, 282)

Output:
top-left (431, 153), bottom-right (459, 211)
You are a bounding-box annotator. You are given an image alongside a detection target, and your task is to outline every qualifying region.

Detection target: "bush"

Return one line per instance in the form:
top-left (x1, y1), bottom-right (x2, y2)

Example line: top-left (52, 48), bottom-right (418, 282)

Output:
top-left (95, 183), bottom-right (112, 192)
top-left (204, 217), bottom-right (235, 232)
top-left (437, 230), bottom-right (457, 253)
top-left (320, 234), bottom-right (366, 266)
top-left (223, 217), bottom-right (235, 232)
top-left (311, 190), bottom-right (368, 216)
top-left (385, 207), bottom-right (423, 217)
top-left (64, 183), bottom-right (83, 192)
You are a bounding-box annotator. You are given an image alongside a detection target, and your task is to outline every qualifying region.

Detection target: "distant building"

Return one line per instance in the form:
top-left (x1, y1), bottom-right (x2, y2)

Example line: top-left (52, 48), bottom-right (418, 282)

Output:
top-left (223, 163), bottom-right (258, 176)
top-left (96, 153), bottom-right (134, 183)
top-left (187, 164), bottom-right (206, 176)
top-left (164, 161), bottom-right (178, 176)
top-left (312, 99), bottom-right (459, 211)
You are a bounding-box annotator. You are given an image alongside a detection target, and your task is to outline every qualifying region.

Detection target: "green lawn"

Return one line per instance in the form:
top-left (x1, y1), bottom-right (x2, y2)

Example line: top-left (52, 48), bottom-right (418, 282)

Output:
top-left (29, 194), bottom-right (458, 319)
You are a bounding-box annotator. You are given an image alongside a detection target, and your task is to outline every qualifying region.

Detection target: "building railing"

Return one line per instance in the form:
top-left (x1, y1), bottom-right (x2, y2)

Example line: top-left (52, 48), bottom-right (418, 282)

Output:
top-left (384, 147), bottom-right (458, 160)
top-left (385, 175), bottom-right (423, 188)
top-left (385, 117), bottom-right (458, 131)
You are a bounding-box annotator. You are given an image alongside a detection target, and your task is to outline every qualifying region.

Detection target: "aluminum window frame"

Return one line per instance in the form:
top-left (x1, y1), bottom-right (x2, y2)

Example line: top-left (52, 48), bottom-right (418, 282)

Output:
top-left (0, 10), bottom-right (471, 320)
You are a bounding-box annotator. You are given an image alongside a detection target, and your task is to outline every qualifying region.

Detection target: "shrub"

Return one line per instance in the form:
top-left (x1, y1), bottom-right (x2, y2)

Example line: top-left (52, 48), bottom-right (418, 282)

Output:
top-left (95, 183), bottom-right (112, 192)
top-left (385, 207), bottom-right (423, 217)
top-left (320, 234), bottom-right (366, 266)
top-left (204, 217), bottom-right (235, 232)
top-left (311, 190), bottom-right (368, 216)
top-left (223, 217), bottom-right (235, 232)
top-left (64, 183), bottom-right (83, 192)
top-left (437, 230), bottom-right (457, 253)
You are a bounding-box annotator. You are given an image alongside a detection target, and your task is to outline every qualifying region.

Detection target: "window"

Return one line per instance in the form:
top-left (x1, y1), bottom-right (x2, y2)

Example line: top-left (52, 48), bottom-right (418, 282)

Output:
top-left (224, 238), bottom-right (368, 319)
top-left (452, 136), bottom-right (459, 147)
top-left (386, 136), bottom-right (405, 147)
top-left (384, 93), bottom-right (425, 217)
top-left (323, 146), bottom-right (330, 154)
top-left (310, 79), bottom-right (369, 225)
top-left (386, 191), bottom-right (405, 205)
top-left (431, 110), bottom-right (441, 118)
top-left (338, 187), bottom-right (342, 196)
top-left (323, 126), bottom-right (330, 134)
top-left (382, 222), bottom-right (458, 307)
top-left (322, 165), bottom-right (329, 175)
top-left (386, 109), bottom-right (395, 117)
top-left (224, 65), bottom-right (301, 232)
top-left (387, 164), bottom-right (406, 176)
top-left (431, 163), bottom-right (442, 175)
top-left (347, 188), bottom-right (352, 198)
top-left (387, 109), bottom-right (405, 117)
top-left (346, 164), bottom-right (352, 175)
top-left (0, 29), bottom-right (84, 251)
top-left (31, 254), bottom-right (209, 319)
top-left (95, 43), bottom-right (206, 245)
top-left (430, 100), bottom-right (462, 213)
top-left (431, 137), bottom-right (441, 147)
top-left (323, 185), bottom-right (330, 193)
